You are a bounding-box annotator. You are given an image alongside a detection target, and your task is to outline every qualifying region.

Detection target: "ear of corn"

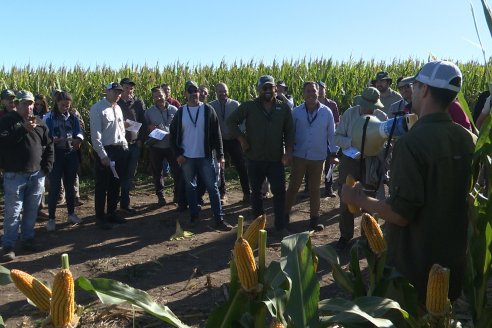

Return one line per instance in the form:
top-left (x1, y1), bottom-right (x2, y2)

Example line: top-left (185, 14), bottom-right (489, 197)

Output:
top-left (10, 269), bottom-right (52, 313)
top-left (361, 213), bottom-right (387, 255)
top-left (50, 253), bottom-right (75, 327)
top-left (243, 214), bottom-right (267, 250)
top-left (269, 318), bottom-right (285, 328)
top-left (345, 175), bottom-right (361, 215)
top-left (426, 264), bottom-right (450, 317)
top-left (234, 237), bottom-right (258, 291)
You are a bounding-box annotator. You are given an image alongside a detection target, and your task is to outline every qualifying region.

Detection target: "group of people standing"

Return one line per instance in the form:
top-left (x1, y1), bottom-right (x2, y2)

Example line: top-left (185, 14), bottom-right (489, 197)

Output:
top-left (0, 61), bottom-right (479, 310)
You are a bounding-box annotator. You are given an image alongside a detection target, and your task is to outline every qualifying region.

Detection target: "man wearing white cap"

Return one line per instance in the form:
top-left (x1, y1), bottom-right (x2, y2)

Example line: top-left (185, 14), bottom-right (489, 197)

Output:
top-left (90, 82), bottom-right (129, 229)
top-left (342, 60), bottom-right (476, 304)
top-left (0, 90), bottom-right (54, 261)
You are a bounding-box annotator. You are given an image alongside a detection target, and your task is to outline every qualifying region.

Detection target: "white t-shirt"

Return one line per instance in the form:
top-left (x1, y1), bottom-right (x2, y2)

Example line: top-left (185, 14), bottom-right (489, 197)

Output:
top-left (181, 103), bottom-right (205, 158)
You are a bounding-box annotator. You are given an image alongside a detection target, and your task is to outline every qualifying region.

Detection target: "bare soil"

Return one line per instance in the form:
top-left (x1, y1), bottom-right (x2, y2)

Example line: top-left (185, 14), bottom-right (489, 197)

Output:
top-left (0, 175), bottom-right (360, 327)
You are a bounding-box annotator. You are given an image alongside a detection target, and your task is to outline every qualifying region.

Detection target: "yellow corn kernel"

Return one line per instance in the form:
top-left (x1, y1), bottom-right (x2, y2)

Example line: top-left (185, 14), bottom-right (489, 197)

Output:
top-left (269, 319), bottom-right (285, 328)
top-left (234, 237), bottom-right (258, 291)
top-left (361, 213), bottom-right (387, 255)
top-left (50, 254), bottom-right (75, 327)
top-left (426, 264), bottom-right (450, 317)
top-left (243, 214), bottom-right (267, 250)
top-left (345, 175), bottom-right (361, 214)
top-left (10, 269), bottom-right (52, 313)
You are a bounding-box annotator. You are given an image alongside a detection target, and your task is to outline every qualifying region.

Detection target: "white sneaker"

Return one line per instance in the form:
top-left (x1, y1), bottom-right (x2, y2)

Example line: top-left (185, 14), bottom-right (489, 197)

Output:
top-left (68, 213), bottom-right (81, 224)
top-left (46, 219), bottom-right (56, 232)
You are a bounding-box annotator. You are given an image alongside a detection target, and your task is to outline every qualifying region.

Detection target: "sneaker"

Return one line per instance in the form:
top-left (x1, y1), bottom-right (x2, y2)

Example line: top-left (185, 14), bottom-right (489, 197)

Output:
top-left (21, 239), bottom-right (39, 252)
top-left (309, 217), bottom-right (324, 232)
top-left (324, 189), bottom-right (337, 198)
top-left (46, 219), bottom-right (56, 232)
top-left (74, 197), bottom-right (84, 206)
top-left (215, 220), bottom-right (233, 232)
top-left (1, 247), bottom-right (15, 262)
top-left (68, 213), bottom-right (82, 224)
top-left (121, 206), bottom-right (137, 214)
top-left (107, 213), bottom-right (127, 224)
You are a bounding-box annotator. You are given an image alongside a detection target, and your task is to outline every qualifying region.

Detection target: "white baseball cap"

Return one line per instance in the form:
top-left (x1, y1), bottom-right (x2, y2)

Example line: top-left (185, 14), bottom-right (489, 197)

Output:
top-left (408, 60), bottom-right (462, 92)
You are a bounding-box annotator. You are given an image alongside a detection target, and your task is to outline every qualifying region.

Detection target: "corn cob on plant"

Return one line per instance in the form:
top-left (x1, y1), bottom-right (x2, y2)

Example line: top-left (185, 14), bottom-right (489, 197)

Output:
top-left (10, 269), bottom-right (52, 313)
top-left (361, 213), bottom-right (387, 256)
top-left (269, 318), bottom-right (285, 328)
top-left (243, 214), bottom-right (267, 250)
top-left (50, 253), bottom-right (75, 328)
top-left (234, 237), bottom-right (258, 292)
top-left (425, 264), bottom-right (451, 319)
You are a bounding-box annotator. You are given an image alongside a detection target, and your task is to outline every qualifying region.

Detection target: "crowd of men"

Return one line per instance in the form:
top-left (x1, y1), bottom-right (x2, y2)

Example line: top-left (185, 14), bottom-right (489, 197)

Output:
top-left (0, 60), bottom-right (479, 307)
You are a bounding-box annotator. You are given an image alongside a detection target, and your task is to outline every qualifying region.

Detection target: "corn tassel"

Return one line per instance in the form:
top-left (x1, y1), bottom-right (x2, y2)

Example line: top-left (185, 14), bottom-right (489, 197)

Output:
top-left (51, 253), bottom-right (75, 327)
top-left (345, 175), bottom-right (361, 214)
top-left (243, 214), bottom-right (266, 249)
top-left (269, 318), bottom-right (285, 328)
top-left (361, 213), bottom-right (387, 255)
top-left (426, 264), bottom-right (450, 317)
top-left (234, 237), bottom-right (258, 291)
top-left (10, 269), bottom-right (52, 313)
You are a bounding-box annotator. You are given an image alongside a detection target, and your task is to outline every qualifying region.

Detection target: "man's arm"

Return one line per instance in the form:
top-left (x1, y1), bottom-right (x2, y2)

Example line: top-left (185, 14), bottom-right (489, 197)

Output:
top-left (89, 105), bottom-right (108, 161)
top-left (333, 111), bottom-right (353, 150)
top-left (341, 182), bottom-right (409, 226)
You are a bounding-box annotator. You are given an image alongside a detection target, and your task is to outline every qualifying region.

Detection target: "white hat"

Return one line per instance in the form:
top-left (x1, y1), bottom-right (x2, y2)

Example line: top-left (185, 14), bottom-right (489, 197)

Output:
top-left (409, 60), bottom-right (462, 92)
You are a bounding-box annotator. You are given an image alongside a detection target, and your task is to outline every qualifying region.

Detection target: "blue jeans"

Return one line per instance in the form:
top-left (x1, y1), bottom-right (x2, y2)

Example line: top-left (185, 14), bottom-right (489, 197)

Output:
top-left (181, 157), bottom-right (223, 223)
top-left (2, 170), bottom-right (45, 248)
top-left (48, 149), bottom-right (79, 218)
top-left (247, 160), bottom-right (286, 230)
top-left (121, 143), bottom-right (141, 208)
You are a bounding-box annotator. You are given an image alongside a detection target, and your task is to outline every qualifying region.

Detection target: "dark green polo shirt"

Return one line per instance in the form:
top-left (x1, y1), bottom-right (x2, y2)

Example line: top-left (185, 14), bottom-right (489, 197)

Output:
top-left (385, 112), bottom-right (475, 302)
top-left (226, 98), bottom-right (294, 162)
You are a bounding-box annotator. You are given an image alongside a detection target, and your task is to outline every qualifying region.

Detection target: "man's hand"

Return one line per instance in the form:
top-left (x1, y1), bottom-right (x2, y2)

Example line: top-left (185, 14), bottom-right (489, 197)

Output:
top-left (177, 155), bottom-right (186, 165)
top-left (101, 157), bottom-right (110, 167)
top-left (341, 181), bottom-right (365, 206)
top-left (219, 158), bottom-right (225, 170)
top-left (72, 139), bottom-right (82, 150)
top-left (23, 120), bottom-right (37, 132)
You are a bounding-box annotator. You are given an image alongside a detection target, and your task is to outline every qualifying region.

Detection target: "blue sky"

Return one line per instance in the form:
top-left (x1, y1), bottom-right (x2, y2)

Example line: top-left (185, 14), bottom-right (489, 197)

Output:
top-left (1, 0), bottom-right (492, 69)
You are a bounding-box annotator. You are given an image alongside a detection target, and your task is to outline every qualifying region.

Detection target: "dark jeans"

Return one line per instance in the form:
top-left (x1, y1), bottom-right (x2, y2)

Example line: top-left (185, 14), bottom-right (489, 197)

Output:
top-left (181, 157), bottom-right (223, 222)
top-left (121, 143), bottom-right (141, 208)
top-left (247, 160), bottom-right (286, 230)
top-left (48, 149), bottom-right (79, 218)
top-left (221, 139), bottom-right (250, 196)
top-left (149, 146), bottom-right (182, 200)
top-left (94, 146), bottom-right (128, 220)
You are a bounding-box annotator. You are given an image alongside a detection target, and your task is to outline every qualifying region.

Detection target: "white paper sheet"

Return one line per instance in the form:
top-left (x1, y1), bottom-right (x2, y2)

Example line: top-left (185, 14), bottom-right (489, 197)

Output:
top-left (342, 147), bottom-right (361, 159)
top-left (148, 128), bottom-right (168, 141)
top-left (125, 119), bottom-right (142, 133)
top-left (110, 161), bottom-right (119, 179)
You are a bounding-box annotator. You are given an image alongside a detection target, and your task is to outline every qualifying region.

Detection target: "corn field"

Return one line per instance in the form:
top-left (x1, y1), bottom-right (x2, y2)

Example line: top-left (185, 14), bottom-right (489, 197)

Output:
top-left (0, 58), bottom-right (490, 174)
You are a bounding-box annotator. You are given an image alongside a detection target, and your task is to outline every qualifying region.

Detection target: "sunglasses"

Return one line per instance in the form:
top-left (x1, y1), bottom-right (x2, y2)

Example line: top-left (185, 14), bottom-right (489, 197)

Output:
top-left (398, 84), bottom-right (412, 92)
top-left (187, 87), bottom-right (199, 94)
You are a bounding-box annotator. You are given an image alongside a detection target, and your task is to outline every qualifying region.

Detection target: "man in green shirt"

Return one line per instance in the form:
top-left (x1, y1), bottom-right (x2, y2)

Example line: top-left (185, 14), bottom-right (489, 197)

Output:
top-left (227, 75), bottom-right (294, 236)
top-left (342, 61), bottom-right (476, 303)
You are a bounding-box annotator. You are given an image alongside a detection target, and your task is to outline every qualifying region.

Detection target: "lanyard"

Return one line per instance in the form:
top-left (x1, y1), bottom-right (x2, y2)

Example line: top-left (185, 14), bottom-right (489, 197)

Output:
top-left (220, 102), bottom-right (226, 121)
top-left (186, 104), bottom-right (200, 127)
top-left (305, 103), bottom-right (319, 126)
top-left (160, 106), bottom-right (170, 126)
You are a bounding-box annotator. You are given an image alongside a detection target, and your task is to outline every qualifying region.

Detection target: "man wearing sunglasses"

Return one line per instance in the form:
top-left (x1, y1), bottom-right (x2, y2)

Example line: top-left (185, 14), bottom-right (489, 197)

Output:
top-left (170, 81), bottom-right (233, 231)
top-left (227, 75), bottom-right (294, 238)
top-left (389, 77), bottom-right (413, 115)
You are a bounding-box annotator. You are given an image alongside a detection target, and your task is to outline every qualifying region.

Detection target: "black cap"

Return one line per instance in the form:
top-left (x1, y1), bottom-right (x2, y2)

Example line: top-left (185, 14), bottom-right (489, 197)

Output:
top-left (371, 71), bottom-right (392, 85)
top-left (317, 81), bottom-right (326, 88)
top-left (120, 77), bottom-right (135, 86)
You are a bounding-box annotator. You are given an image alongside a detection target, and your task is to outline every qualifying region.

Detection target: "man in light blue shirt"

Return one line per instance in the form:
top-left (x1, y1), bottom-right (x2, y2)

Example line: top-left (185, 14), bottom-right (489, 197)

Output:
top-left (285, 81), bottom-right (338, 231)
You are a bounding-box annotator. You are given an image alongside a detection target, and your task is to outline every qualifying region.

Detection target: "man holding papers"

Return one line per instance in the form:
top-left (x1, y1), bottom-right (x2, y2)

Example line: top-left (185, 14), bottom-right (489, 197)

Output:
top-left (118, 77), bottom-right (146, 213)
top-left (145, 86), bottom-right (182, 206)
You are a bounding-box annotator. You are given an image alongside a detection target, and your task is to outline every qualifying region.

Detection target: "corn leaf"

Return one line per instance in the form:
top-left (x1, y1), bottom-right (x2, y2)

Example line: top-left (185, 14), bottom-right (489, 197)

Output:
top-left (75, 277), bottom-right (190, 328)
top-left (280, 232), bottom-right (319, 328)
top-left (0, 266), bottom-right (11, 285)
top-left (205, 288), bottom-right (252, 328)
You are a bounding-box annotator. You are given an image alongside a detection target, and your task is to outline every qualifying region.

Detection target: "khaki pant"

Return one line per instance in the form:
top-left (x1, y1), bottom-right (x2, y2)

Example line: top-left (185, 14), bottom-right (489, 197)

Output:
top-left (285, 157), bottom-right (324, 218)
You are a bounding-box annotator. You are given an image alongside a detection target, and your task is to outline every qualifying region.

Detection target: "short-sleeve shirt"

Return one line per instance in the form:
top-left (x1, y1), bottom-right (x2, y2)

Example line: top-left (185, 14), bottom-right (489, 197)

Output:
top-left (386, 112), bottom-right (475, 301)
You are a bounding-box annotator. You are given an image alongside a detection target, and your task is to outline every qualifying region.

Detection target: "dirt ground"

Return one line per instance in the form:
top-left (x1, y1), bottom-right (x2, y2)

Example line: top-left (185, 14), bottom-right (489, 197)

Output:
top-left (0, 174), bottom-right (363, 327)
